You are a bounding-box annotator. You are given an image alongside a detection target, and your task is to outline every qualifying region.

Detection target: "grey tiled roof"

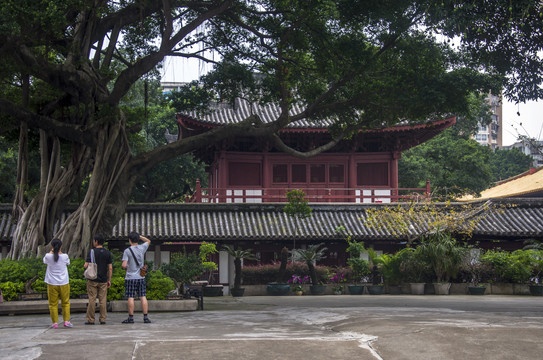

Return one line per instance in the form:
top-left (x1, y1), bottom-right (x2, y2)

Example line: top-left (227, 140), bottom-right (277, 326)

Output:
top-left (184, 98), bottom-right (429, 129)
top-left (1, 199), bottom-right (542, 244)
top-left (185, 99), bottom-right (333, 128)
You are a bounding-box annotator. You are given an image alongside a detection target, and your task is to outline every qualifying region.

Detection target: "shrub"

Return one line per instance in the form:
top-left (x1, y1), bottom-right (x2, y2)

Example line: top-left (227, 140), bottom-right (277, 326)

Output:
top-left (0, 281), bottom-right (24, 301)
top-left (69, 279), bottom-right (87, 298)
top-left (481, 250), bottom-right (533, 283)
top-left (146, 270), bottom-right (175, 300)
top-left (161, 252), bottom-right (204, 291)
top-left (31, 278), bottom-right (47, 293)
top-left (0, 258), bottom-right (45, 283)
top-left (67, 258), bottom-right (86, 280)
top-left (108, 277), bottom-right (126, 301)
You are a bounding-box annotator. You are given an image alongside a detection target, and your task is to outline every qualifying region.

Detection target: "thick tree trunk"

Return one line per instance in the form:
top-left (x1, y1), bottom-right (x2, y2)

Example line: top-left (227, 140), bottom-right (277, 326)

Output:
top-left (9, 117), bottom-right (133, 259)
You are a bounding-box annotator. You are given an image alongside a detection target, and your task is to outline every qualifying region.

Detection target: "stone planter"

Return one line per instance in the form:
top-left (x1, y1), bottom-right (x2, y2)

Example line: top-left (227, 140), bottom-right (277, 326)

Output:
top-left (433, 283), bottom-right (451, 295)
top-left (230, 288), bottom-right (245, 297)
top-left (410, 283), bottom-right (425, 295)
top-left (468, 286), bottom-right (487, 295)
top-left (266, 283), bottom-right (290, 296)
top-left (309, 285), bottom-right (327, 295)
top-left (347, 285), bottom-right (365, 295)
top-left (490, 283), bottom-right (514, 295)
top-left (529, 285), bottom-right (543, 296)
top-left (367, 285), bottom-right (384, 295)
top-left (18, 293), bottom-right (47, 301)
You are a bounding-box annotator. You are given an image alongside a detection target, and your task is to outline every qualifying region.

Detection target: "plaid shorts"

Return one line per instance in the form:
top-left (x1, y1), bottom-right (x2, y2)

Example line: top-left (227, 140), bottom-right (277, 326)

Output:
top-left (124, 278), bottom-right (146, 298)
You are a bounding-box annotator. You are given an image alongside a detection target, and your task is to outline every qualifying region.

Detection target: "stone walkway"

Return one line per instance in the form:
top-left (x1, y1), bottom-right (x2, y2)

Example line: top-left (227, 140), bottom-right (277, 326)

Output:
top-left (1, 295), bottom-right (542, 359)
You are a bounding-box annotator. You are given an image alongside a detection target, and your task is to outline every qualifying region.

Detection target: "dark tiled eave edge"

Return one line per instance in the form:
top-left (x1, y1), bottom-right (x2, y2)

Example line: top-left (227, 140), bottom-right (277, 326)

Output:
top-left (1, 199), bottom-right (542, 244)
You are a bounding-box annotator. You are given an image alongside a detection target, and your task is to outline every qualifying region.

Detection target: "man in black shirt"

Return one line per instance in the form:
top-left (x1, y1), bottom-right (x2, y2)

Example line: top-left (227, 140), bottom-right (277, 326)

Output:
top-left (84, 234), bottom-right (113, 325)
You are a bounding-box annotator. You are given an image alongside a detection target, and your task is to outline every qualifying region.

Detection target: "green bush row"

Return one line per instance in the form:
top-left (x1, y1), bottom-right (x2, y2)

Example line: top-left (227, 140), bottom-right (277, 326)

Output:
top-left (240, 248), bottom-right (543, 286)
top-left (0, 252), bottom-right (175, 301)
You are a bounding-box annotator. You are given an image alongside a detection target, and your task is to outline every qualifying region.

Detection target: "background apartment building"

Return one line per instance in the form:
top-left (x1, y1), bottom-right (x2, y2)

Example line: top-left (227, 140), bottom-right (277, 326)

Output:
top-left (473, 92), bottom-right (503, 149)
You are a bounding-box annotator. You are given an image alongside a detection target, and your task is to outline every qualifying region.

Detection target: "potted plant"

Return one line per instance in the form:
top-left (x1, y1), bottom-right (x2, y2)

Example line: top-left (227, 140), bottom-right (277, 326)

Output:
top-left (417, 232), bottom-right (465, 295)
top-left (161, 251), bottom-right (204, 298)
top-left (266, 247), bottom-right (291, 295)
top-left (378, 252), bottom-right (405, 294)
top-left (199, 242), bottom-right (222, 296)
top-left (527, 250), bottom-right (543, 296)
top-left (292, 243), bottom-right (328, 295)
top-left (461, 249), bottom-right (490, 295)
top-left (288, 274), bottom-right (309, 295)
top-left (330, 272), bottom-right (346, 295)
top-left (223, 245), bottom-right (256, 297)
top-left (402, 247), bottom-right (428, 295)
top-left (340, 228), bottom-right (370, 295)
top-left (365, 248), bottom-right (385, 295)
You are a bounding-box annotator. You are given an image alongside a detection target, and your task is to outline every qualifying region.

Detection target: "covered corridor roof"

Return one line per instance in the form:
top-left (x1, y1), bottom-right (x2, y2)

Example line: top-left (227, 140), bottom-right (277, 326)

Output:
top-left (1, 199), bottom-right (542, 244)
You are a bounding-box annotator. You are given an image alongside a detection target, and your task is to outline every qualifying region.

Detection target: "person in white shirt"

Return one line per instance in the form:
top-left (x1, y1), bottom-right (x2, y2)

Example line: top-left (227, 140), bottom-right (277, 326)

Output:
top-left (43, 238), bottom-right (72, 329)
top-left (121, 232), bottom-right (151, 324)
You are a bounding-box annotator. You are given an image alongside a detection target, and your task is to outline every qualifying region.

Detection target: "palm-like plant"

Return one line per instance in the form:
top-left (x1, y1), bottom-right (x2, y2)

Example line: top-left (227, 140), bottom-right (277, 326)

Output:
top-left (223, 245), bottom-right (256, 289)
top-left (291, 243), bottom-right (327, 285)
top-left (418, 231), bottom-right (465, 283)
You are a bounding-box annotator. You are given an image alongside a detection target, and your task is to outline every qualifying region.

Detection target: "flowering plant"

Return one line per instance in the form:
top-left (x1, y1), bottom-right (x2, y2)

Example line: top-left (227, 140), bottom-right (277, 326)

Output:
top-left (288, 274), bottom-right (309, 292)
top-left (330, 272), bottom-right (346, 292)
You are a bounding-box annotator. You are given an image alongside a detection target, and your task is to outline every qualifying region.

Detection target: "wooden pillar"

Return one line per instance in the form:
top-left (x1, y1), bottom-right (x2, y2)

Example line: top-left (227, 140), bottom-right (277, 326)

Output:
top-left (262, 152), bottom-right (270, 202)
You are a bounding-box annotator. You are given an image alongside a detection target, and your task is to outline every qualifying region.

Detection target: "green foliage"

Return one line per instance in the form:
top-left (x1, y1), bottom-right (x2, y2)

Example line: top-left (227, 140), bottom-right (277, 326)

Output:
top-left (417, 232), bottom-right (466, 283)
top-left (145, 270), bottom-right (175, 300)
top-left (0, 257), bottom-right (45, 283)
top-left (129, 104), bottom-right (207, 203)
top-left (481, 249), bottom-right (533, 284)
top-left (199, 242), bottom-right (218, 271)
top-left (67, 258), bottom-right (86, 280)
top-left (346, 258), bottom-right (370, 284)
top-left (399, 130), bottom-right (493, 198)
top-left (400, 248), bottom-right (431, 283)
top-left (107, 277), bottom-right (126, 301)
top-left (339, 228), bottom-right (370, 283)
top-left (165, 81), bottom-right (216, 113)
top-left (283, 190), bottom-right (312, 220)
top-left (292, 243), bottom-right (327, 285)
top-left (223, 245), bottom-right (256, 288)
top-left (69, 279), bottom-right (87, 298)
top-left (0, 137), bottom-right (17, 202)
top-left (489, 148), bottom-right (533, 182)
top-left (31, 278), bottom-right (47, 293)
top-left (0, 281), bottom-right (24, 301)
top-left (161, 252), bottom-right (204, 291)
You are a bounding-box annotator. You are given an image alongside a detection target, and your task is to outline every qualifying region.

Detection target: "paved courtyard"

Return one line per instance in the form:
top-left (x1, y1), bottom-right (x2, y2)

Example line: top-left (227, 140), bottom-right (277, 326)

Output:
top-left (1, 295), bottom-right (543, 359)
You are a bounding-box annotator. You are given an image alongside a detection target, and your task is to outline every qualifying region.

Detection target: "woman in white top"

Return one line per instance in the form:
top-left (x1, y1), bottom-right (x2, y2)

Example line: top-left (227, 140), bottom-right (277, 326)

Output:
top-left (43, 238), bottom-right (72, 328)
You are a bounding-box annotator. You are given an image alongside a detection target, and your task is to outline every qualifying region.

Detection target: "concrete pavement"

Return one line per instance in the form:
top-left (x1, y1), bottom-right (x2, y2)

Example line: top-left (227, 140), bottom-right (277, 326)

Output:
top-left (1, 295), bottom-right (543, 359)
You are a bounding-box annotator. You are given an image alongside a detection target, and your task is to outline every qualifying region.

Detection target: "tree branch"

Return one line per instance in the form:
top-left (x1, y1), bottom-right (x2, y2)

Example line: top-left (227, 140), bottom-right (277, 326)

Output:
top-left (0, 98), bottom-right (95, 146)
top-left (108, 0), bottom-right (234, 104)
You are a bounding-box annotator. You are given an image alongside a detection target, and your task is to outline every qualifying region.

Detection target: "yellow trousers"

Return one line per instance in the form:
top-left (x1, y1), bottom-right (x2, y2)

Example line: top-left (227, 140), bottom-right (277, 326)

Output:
top-left (47, 283), bottom-right (70, 324)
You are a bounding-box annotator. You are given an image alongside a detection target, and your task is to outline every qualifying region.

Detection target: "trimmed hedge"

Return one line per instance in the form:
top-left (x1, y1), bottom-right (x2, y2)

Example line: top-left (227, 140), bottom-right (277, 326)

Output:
top-left (0, 254), bottom-right (174, 301)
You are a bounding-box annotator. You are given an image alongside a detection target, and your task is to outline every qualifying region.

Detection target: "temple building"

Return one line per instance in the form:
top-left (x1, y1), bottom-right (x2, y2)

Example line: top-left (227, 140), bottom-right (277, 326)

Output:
top-left (176, 99), bottom-right (455, 204)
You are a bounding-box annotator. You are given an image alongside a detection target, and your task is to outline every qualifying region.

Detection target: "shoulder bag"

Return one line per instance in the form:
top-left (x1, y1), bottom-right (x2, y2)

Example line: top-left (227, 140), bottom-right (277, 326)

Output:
top-left (129, 247), bottom-right (149, 277)
top-left (84, 249), bottom-right (98, 280)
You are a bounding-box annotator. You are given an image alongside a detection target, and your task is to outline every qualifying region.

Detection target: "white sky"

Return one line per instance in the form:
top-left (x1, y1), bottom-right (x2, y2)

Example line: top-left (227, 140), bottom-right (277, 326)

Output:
top-left (161, 56), bottom-right (542, 146)
top-left (502, 100), bottom-right (543, 146)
